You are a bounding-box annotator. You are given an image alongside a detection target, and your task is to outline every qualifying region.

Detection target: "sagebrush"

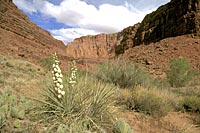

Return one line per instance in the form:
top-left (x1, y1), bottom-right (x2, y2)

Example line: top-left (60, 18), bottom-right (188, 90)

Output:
top-left (165, 58), bottom-right (194, 87)
top-left (95, 59), bottom-right (152, 88)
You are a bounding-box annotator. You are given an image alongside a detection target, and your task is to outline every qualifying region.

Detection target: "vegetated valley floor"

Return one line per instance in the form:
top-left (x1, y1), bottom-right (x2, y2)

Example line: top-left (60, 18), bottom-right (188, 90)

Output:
top-left (0, 34), bottom-right (200, 133)
top-left (1, 54), bottom-right (200, 133)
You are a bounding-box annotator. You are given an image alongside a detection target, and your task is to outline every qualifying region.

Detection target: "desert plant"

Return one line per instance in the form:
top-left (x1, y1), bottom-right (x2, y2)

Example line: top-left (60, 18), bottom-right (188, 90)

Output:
top-left (113, 119), bottom-right (134, 133)
top-left (153, 77), bottom-right (170, 89)
top-left (94, 59), bottom-right (152, 89)
top-left (165, 58), bottom-right (194, 87)
top-left (34, 53), bottom-right (116, 132)
top-left (127, 87), bottom-right (180, 117)
top-left (183, 96), bottom-right (200, 113)
top-left (0, 92), bottom-right (33, 132)
top-left (40, 56), bottom-right (54, 70)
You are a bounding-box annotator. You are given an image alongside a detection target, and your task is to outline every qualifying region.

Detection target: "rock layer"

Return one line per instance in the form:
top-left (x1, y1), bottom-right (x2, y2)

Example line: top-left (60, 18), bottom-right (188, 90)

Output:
top-left (134, 0), bottom-right (200, 45)
top-left (67, 0), bottom-right (200, 59)
top-left (66, 33), bottom-right (119, 59)
top-left (0, 0), bottom-right (68, 64)
top-left (66, 24), bottom-right (140, 59)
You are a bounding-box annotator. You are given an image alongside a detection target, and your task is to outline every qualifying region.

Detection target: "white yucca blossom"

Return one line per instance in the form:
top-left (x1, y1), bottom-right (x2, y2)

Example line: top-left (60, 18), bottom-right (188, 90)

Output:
top-left (58, 89), bottom-right (62, 94)
top-left (60, 84), bottom-right (63, 89)
top-left (61, 91), bottom-right (65, 95)
top-left (69, 60), bottom-right (77, 87)
top-left (52, 53), bottom-right (65, 98)
top-left (57, 78), bottom-right (63, 83)
top-left (58, 95), bottom-right (62, 98)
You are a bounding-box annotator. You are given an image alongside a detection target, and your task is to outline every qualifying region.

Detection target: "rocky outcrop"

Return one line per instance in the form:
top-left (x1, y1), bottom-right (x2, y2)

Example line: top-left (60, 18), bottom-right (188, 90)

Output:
top-left (0, 0), bottom-right (68, 64)
top-left (115, 23), bottom-right (140, 55)
top-left (66, 24), bottom-right (140, 59)
top-left (67, 0), bottom-right (200, 58)
top-left (66, 33), bottom-right (119, 59)
top-left (134, 0), bottom-right (200, 45)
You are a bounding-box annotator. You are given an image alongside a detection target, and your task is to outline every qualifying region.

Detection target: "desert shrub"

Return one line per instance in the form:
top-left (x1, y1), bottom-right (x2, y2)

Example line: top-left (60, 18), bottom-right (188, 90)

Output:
top-left (127, 87), bottom-right (180, 117)
top-left (34, 53), bottom-right (116, 132)
top-left (39, 56), bottom-right (54, 70)
top-left (94, 59), bottom-right (152, 88)
top-left (183, 96), bottom-right (200, 113)
top-left (0, 92), bottom-right (33, 132)
top-left (153, 77), bottom-right (170, 89)
top-left (113, 119), bottom-right (133, 133)
top-left (115, 89), bottom-right (132, 108)
top-left (171, 86), bottom-right (200, 97)
top-left (165, 58), bottom-right (194, 87)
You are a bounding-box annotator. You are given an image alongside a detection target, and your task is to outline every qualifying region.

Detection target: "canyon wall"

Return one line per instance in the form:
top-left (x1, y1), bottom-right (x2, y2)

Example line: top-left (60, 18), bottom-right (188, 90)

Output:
top-left (0, 0), bottom-right (68, 64)
top-left (134, 0), bottom-right (200, 45)
top-left (67, 0), bottom-right (200, 58)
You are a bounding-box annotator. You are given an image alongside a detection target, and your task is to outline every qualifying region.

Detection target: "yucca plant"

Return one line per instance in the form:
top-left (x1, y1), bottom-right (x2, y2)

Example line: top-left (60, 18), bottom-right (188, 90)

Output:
top-left (34, 53), bottom-right (116, 132)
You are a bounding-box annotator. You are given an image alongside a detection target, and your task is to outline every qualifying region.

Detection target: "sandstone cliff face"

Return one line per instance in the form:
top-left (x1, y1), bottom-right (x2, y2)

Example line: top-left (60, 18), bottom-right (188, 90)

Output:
top-left (66, 33), bottom-right (119, 59)
top-left (115, 23), bottom-right (140, 55)
top-left (134, 0), bottom-right (200, 45)
top-left (66, 24), bottom-right (140, 59)
top-left (67, 0), bottom-right (200, 58)
top-left (0, 0), bottom-right (67, 64)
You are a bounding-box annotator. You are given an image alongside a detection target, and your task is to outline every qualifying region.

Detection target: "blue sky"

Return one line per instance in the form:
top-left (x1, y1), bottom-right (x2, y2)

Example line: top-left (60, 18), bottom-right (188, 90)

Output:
top-left (13, 0), bottom-right (170, 44)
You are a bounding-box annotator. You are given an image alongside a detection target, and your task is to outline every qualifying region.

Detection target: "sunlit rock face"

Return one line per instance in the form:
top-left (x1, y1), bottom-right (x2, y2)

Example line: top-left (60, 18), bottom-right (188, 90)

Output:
top-left (133, 0), bottom-right (200, 45)
top-left (0, 0), bottom-right (67, 64)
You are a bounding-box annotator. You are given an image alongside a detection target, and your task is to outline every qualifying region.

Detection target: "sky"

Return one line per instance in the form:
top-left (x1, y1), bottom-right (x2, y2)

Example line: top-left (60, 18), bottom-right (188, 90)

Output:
top-left (13, 0), bottom-right (170, 44)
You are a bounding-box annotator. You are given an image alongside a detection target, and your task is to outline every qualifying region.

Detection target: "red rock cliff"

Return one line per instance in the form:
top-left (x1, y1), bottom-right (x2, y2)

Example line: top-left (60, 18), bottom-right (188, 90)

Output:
top-left (0, 0), bottom-right (68, 63)
top-left (67, 0), bottom-right (200, 59)
top-left (66, 33), bottom-right (119, 59)
top-left (134, 0), bottom-right (200, 45)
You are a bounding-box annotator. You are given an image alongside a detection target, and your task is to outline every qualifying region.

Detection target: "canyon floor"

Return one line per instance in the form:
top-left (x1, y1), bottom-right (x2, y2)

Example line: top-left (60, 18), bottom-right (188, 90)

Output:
top-left (1, 54), bottom-right (200, 133)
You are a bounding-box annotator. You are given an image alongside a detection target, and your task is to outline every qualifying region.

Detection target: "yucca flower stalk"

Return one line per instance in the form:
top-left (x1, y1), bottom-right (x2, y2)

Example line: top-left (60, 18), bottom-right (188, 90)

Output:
top-left (52, 53), bottom-right (65, 98)
top-left (65, 60), bottom-right (78, 108)
top-left (69, 60), bottom-right (77, 87)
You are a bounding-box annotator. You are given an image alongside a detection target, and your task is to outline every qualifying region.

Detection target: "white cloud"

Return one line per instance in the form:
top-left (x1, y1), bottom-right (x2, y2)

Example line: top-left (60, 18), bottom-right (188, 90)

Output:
top-left (50, 28), bottom-right (98, 44)
top-left (40, 0), bottom-right (150, 32)
top-left (13, 0), bottom-right (169, 44)
top-left (13, 0), bottom-right (37, 13)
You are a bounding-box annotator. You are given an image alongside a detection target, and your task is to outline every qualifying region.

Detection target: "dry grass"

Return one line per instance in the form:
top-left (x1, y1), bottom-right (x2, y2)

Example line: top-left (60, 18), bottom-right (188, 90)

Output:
top-left (0, 55), bottom-right (45, 97)
top-left (117, 86), bottom-right (182, 117)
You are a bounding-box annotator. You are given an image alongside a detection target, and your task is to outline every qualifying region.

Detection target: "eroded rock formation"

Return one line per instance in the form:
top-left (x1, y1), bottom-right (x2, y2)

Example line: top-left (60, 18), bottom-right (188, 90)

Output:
top-left (0, 0), bottom-right (67, 64)
top-left (66, 33), bottom-right (119, 59)
top-left (134, 0), bottom-right (200, 45)
top-left (67, 0), bottom-right (200, 59)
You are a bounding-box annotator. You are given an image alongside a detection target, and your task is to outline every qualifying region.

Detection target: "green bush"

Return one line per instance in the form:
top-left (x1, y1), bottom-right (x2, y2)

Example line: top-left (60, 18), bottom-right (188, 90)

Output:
top-left (113, 119), bottom-right (133, 133)
top-left (34, 54), bottom-right (116, 132)
top-left (165, 59), bottom-right (194, 87)
top-left (127, 87), bottom-right (176, 117)
top-left (94, 59), bottom-right (152, 88)
top-left (39, 56), bottom-right (54, 70)
top-left (183, 96), bottom-right (200, 113)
